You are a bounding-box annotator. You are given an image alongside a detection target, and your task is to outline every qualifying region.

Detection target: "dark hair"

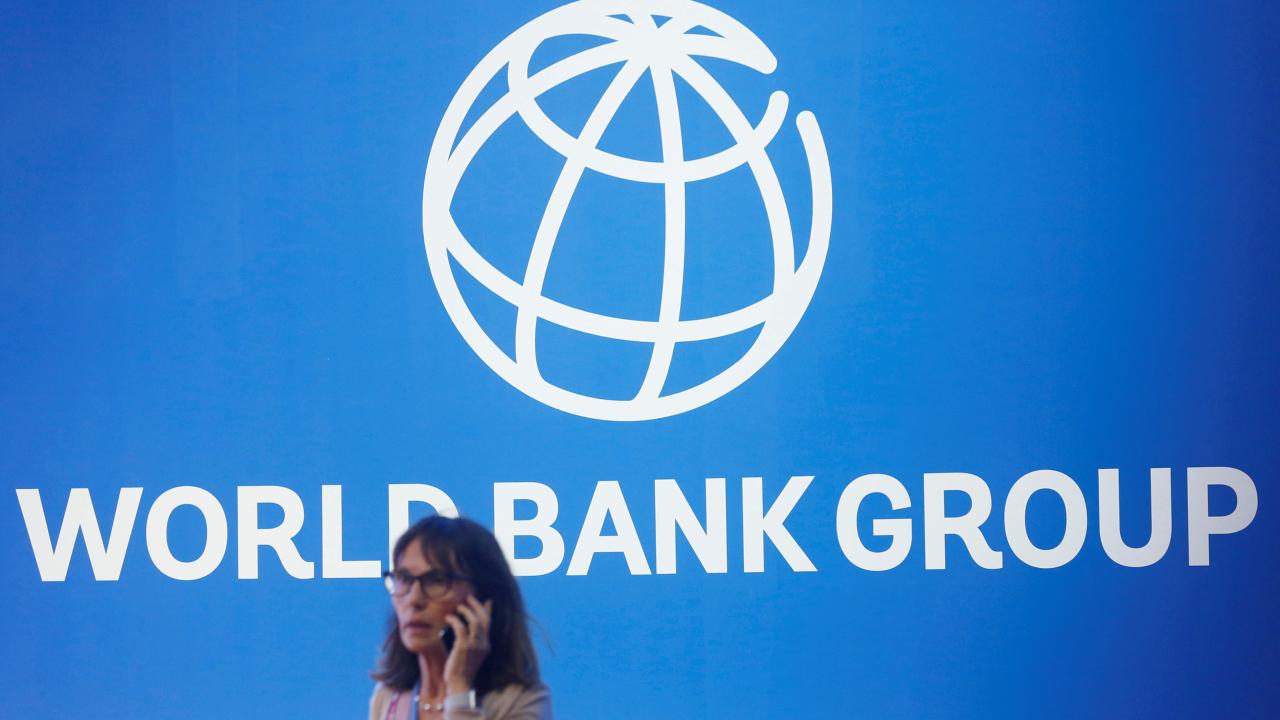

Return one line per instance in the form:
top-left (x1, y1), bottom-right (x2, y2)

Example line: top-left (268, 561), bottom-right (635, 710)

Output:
top-left (371, 515), bottom-right (540, 695)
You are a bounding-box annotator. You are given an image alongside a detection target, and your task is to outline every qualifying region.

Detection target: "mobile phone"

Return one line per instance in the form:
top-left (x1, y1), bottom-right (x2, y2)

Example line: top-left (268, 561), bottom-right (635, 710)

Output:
top-left (442, 612), bottom-right (472, 651)
top-left (442, 596), bottom-right (487, 651)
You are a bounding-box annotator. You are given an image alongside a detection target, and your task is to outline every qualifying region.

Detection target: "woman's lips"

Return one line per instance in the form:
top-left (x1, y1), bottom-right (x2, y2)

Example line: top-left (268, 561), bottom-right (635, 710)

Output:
top-left (403, 621), bottom-right (432, 633)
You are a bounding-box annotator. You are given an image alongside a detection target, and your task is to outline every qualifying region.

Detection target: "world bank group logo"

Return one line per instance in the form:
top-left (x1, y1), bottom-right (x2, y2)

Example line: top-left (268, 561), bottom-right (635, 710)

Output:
top-left (422, 0), bottom-right (832, 421)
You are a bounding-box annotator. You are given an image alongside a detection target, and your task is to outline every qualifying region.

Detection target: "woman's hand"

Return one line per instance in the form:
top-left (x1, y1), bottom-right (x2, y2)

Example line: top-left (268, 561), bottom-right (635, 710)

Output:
top-left (443, 595), bottom-right (492, 695)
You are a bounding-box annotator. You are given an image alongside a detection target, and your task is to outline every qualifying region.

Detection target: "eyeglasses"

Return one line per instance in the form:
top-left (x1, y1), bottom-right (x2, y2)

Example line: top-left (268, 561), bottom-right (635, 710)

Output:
top-left (382, 569), bottom-right (470, 598)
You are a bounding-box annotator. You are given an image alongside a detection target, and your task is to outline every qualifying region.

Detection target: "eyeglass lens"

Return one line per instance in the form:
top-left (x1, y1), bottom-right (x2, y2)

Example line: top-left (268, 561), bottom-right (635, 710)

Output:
top-left (387, 571), bottom-right (451, 597)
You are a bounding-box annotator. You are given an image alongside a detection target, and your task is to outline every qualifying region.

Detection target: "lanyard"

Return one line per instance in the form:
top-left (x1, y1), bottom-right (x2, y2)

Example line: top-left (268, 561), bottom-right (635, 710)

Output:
top-left (385, 684), bottom-right (423, 720)
top-left (385, 690), bottom-right (401, 720)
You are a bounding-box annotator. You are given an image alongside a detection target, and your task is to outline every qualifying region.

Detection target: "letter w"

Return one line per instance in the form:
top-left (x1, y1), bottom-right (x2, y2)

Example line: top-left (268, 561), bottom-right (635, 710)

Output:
top-left (15, 488), bottom-right (143, 581)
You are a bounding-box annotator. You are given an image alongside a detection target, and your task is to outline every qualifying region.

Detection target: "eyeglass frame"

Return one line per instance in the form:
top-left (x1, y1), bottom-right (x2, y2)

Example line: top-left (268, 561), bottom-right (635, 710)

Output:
top-left (381, 569), bottom-right (473, 598)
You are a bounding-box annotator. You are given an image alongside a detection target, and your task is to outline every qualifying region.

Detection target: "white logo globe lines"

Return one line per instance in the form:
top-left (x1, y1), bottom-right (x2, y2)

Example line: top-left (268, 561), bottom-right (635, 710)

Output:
top-left (422, 0), bottom-right (832, 421)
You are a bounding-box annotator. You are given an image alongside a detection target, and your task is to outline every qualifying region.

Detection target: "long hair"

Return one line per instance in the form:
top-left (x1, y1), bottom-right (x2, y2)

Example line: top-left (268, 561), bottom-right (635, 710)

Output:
top-left (371, 515), bottom-right (540, 696)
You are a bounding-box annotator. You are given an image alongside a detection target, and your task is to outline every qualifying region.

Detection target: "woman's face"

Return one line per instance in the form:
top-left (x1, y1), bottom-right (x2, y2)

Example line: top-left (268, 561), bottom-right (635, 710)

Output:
top-left (391, 538), bottom-right (477, 654)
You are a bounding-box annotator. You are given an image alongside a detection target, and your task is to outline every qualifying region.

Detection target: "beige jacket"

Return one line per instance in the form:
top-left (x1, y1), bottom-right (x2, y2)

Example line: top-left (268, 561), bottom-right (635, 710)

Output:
top-left (368, 683), bottom-right (552, 720)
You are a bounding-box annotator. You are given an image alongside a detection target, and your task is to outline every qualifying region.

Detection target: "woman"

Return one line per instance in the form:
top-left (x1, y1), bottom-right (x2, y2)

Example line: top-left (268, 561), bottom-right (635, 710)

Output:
top-left (370, 515), bottom-right (552, 720)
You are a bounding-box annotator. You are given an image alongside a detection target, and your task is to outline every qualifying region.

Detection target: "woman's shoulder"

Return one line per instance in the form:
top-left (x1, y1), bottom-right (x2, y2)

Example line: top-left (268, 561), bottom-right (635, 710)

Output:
top-left (368, 682), bottom-right (407, 720)
top-left (369, 681), bottom-right (398, 703)
top-left (483, 682), bottom-right (552, 719)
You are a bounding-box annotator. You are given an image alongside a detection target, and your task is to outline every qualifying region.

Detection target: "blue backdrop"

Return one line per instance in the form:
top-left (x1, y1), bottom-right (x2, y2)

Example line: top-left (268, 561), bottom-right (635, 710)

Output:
top-left (2, 1), bottom-right (1277, 717)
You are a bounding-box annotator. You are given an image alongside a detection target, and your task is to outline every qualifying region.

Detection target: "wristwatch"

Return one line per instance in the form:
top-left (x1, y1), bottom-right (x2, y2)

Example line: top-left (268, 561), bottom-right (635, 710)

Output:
top-left (443, 689), bottom-right (477, 712)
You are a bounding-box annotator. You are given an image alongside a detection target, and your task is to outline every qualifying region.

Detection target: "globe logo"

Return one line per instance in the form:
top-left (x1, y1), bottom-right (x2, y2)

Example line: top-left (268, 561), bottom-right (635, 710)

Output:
top-left (422, 0), bottom-right (832, 421)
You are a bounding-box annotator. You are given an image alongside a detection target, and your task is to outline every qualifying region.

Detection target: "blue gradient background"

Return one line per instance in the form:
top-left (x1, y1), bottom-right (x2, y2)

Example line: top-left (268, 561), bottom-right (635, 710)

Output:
top-left (2, 1), bottom-right (1277, 717)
